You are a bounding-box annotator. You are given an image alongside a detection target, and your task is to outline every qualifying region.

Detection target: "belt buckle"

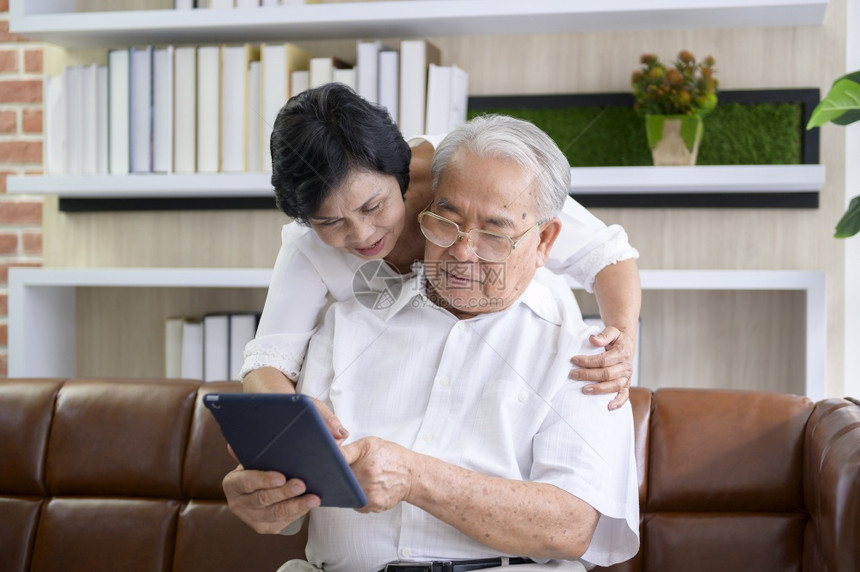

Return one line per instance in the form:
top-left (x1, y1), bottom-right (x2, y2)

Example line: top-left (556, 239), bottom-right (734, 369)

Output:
top-left (384, 562), bottom-right (436, 572)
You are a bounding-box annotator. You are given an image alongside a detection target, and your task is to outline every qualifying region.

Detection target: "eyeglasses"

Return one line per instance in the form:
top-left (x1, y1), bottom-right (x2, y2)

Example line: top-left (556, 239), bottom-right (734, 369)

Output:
top-left (417, 209), bottom-right (543, 263)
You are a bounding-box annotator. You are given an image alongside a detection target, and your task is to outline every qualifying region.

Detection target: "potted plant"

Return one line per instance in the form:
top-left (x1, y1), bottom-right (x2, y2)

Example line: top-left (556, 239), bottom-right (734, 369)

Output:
top-left (806, 71), bottom-right (860, 238)
top-left (631, 50), bottom-right (718, 166)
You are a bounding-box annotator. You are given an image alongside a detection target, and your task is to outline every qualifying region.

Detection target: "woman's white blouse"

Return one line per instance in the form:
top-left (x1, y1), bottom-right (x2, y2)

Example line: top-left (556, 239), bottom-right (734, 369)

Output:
top-left (241, 194), bottom-right (638, 380)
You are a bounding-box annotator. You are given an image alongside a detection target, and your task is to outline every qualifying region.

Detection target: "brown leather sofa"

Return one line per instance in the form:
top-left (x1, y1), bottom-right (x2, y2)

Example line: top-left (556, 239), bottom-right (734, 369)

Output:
top-left (1, 378), bottom-right (858, 572)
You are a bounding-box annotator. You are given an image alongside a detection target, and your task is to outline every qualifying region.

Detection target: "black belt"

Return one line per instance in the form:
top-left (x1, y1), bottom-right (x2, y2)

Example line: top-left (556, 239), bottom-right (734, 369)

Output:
top-left (380, 557), bottom-right (534, 572)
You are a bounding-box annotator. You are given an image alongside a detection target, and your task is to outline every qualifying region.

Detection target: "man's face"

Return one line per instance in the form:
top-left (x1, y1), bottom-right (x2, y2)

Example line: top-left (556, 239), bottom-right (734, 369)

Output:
top-left (423, 149), bottom-right (560, 319)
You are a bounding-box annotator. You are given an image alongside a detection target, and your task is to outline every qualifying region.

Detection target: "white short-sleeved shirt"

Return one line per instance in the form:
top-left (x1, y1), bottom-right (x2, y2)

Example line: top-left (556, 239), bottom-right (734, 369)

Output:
top-left (241, 190), bottom-right (638, 380)
top-left (285, 266), bottom-right (639, 572)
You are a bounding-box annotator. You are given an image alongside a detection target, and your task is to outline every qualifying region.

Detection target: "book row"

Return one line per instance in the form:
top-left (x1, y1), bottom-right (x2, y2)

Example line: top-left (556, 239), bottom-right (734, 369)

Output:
top-left (175, 0), bottom-right (316, 8)
top-left (43, 38), bottom-right (468, 177)
top-left (165, 313), bottom-right (260, 382)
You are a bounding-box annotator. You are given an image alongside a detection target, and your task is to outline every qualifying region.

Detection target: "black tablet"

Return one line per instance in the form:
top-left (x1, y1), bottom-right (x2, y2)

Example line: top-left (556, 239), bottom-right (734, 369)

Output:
top-left (203, 393), bottom-right (367, 508)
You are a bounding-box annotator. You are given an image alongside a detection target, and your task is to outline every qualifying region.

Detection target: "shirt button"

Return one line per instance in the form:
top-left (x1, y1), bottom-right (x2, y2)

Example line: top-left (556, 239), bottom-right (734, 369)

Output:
top-left (422, 433), bottom-right (435, 442)
top-left (400, 548), bottom-right (412, 558)
top-left (457, 321), bottom-right (468, 331)
top-left (517, 392), bottom-right (529, 403)
top-left (439, 377), bottom-right (452, 387)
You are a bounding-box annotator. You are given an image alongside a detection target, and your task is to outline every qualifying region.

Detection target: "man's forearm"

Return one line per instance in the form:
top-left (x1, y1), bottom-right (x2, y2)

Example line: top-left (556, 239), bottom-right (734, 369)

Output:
top-left (242, 367), bottom-right (297, 393)
top-left (406, 451), bottom-right (599, 560)
top-left (592, 259), bottom-right (641, 337)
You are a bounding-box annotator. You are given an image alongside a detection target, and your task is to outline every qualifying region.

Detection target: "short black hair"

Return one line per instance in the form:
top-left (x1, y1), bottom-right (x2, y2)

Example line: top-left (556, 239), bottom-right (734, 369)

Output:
top-left (270, 83), bottom-right (411, 223)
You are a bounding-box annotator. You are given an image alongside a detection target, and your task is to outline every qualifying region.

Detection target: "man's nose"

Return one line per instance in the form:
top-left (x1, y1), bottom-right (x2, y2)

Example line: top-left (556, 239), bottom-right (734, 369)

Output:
top-left (448, 233), bottom-right (479, 262)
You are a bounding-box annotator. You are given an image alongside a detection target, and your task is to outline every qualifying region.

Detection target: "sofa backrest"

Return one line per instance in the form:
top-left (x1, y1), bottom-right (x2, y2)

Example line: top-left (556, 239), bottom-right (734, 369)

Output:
top-left (0, 378), bottom-right (306, 572)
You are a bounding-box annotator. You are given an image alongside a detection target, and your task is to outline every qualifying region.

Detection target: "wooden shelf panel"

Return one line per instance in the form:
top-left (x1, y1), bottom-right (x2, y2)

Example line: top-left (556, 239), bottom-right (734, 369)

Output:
top-left (11, 0), bottom-right (829, 48)
top-left (8, 165), bottom-right (826, 197)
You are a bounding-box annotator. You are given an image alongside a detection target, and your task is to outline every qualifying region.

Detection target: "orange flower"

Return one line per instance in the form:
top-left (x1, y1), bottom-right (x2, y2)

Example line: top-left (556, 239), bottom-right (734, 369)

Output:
top-left (631, 50), bottom-right (718, 116)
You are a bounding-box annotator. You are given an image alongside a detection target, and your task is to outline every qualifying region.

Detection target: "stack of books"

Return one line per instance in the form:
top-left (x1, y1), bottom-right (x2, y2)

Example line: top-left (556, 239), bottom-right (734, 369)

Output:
top-left (165, 312), bottom-right (260, 381)
top-left (43, 38), bottom-right (468, 177)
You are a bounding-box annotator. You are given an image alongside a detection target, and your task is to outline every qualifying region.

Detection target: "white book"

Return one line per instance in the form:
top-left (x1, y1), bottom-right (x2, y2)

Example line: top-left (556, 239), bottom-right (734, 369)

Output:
top-left (63, 65), bottom-right (82, 175)
top-left (164, 316), bottom-right (184, 378)
top-left (236, 0), bottom-right (259, 6)
top-left (203, 314), bottom-right (230, 382)
top-left (181, 319), bottom-right (203, 380)
top-left (309, 56), bottom-right (348, 88)
top-left (425, 63), bottom-right (469, 135)
top-left (96, 65), bottom-right (109, 174)
top-left (247, 60), bottom-right (262, 172)
top-left (228, 313), bottom-right (258, 380)
top-left (399, 39), bottom-right (441, 140)
top-left (152, 46), bottom-right (174, 173)
top-left (260, 43), bottom-right (312, 172)
top-left (356, 39), bottom-right (384, 103)
top-left (424, 63), bottom-right (452, 136)
top-left (174, 0), bottom-right (194, 8)
top-left (221, 44), bottom-right (260, 172)
top-left (290, 70), bottom-right (309, 97)
top-left (378, 49), bottom-right (399, 124)
top-left (108, 48), bottom-right (131, 174)
top-left (43, 74), bottom-right (66, 175)
top-left (197, 45), bottom-right (221, 173)
top-left (449, 64), bottom-right (469, 130)
top-left (208, 0), bottom-right (234, 7)
top-left (261, 0), bottom-right (279, 5)
top-left (173, 46), bottom-right (197, 173)
top-left (81, 63), bottom-right (99, 175)
top-left (332, 67), bottom-right (356, 91)
top-left (130, 45), bottom-right (153, 173)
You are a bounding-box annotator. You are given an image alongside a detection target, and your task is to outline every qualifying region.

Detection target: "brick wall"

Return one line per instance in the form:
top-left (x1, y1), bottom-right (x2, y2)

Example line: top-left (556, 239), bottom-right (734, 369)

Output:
top-left (0, 0), bottom-right (44, 377)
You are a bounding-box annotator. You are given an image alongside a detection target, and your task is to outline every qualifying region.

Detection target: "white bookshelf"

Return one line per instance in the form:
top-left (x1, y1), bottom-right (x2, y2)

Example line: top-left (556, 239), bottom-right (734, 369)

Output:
top-left (9, 267), bottom-right (826, 401)
top-left (7, 165), bottom-right (826, 199)
top-left (10, 0), bottom-right (829, 48)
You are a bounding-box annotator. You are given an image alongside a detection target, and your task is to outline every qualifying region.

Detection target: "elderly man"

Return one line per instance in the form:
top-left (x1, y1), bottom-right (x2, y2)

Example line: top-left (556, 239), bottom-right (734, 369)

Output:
top-left (223, 115), bottom-right (639, 572)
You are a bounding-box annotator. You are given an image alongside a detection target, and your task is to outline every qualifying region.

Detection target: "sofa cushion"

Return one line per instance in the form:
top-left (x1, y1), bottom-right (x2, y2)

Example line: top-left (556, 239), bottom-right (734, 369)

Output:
top-left (29, 498), bottom-right (179, 572)
top-left (46, 379), bottom-right (199, 498)
top-left (644, 513), bottom-right (805, 572)
top-left (647, 389), bottom-right (812, 512)
top-left (0, 379), bottom-right (63, 495)
top-left (182, 381), bottom-right (243, 499)
top-left (0, 497), bottom-right (41, 572)
top-left (173, 500), bottom-right (306, 572)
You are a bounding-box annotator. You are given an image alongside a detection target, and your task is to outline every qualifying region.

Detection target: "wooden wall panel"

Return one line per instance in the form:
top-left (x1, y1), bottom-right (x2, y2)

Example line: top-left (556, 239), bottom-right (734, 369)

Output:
top-left (76, 287), bottom-right (268, 378)
top-left (46, 0), bottom-right (848, 396)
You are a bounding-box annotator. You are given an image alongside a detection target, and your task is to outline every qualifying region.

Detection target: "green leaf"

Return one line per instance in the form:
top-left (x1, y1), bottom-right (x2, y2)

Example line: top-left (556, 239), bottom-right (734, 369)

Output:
top-left (807, 76), bottom-right (860, 128)
top-left (835, 196), bottom-right (860, 238)
top-left (831, 109), bottom-right (860, 125)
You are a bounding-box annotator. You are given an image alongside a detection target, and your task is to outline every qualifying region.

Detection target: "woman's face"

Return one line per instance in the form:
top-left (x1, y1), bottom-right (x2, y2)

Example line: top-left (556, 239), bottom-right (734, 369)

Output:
top-left (307, 170), bottom-right (407, 260)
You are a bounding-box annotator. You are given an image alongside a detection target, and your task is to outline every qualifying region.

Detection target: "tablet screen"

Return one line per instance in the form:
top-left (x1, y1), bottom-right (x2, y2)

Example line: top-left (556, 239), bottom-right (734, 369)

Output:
top-left (204, 392), bottom-right (367, 508)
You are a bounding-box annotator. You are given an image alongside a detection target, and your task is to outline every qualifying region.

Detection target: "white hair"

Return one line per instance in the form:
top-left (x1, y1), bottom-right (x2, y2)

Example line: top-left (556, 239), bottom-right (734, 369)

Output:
top-left (430, 114), bottom-right (570, 220)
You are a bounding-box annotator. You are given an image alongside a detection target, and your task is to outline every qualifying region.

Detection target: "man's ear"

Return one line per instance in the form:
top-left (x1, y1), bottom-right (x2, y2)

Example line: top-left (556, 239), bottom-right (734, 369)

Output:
top-left (535, 217), bottom-right (562, 267)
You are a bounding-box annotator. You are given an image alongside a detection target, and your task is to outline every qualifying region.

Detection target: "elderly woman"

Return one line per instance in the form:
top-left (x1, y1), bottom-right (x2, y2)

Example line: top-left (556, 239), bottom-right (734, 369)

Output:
top-left (241, 83), bottom-right (640, 410)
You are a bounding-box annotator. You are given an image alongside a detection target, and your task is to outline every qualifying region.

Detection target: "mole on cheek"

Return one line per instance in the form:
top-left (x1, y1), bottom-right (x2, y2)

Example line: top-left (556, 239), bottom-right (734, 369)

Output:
top-left (521, 212), bottom-right (526, 220)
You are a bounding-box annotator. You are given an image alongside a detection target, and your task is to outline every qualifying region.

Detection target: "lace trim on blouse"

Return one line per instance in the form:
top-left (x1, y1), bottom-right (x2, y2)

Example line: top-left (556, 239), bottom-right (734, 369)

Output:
top-left (573, 233), bottom-right (640, 293)
top-left (239, 332), bottom-right (314, 381)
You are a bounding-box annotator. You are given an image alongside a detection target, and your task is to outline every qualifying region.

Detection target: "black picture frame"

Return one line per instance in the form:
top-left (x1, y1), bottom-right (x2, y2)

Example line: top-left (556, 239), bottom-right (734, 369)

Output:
top-left (468, 88), bottom-right (821, 209)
